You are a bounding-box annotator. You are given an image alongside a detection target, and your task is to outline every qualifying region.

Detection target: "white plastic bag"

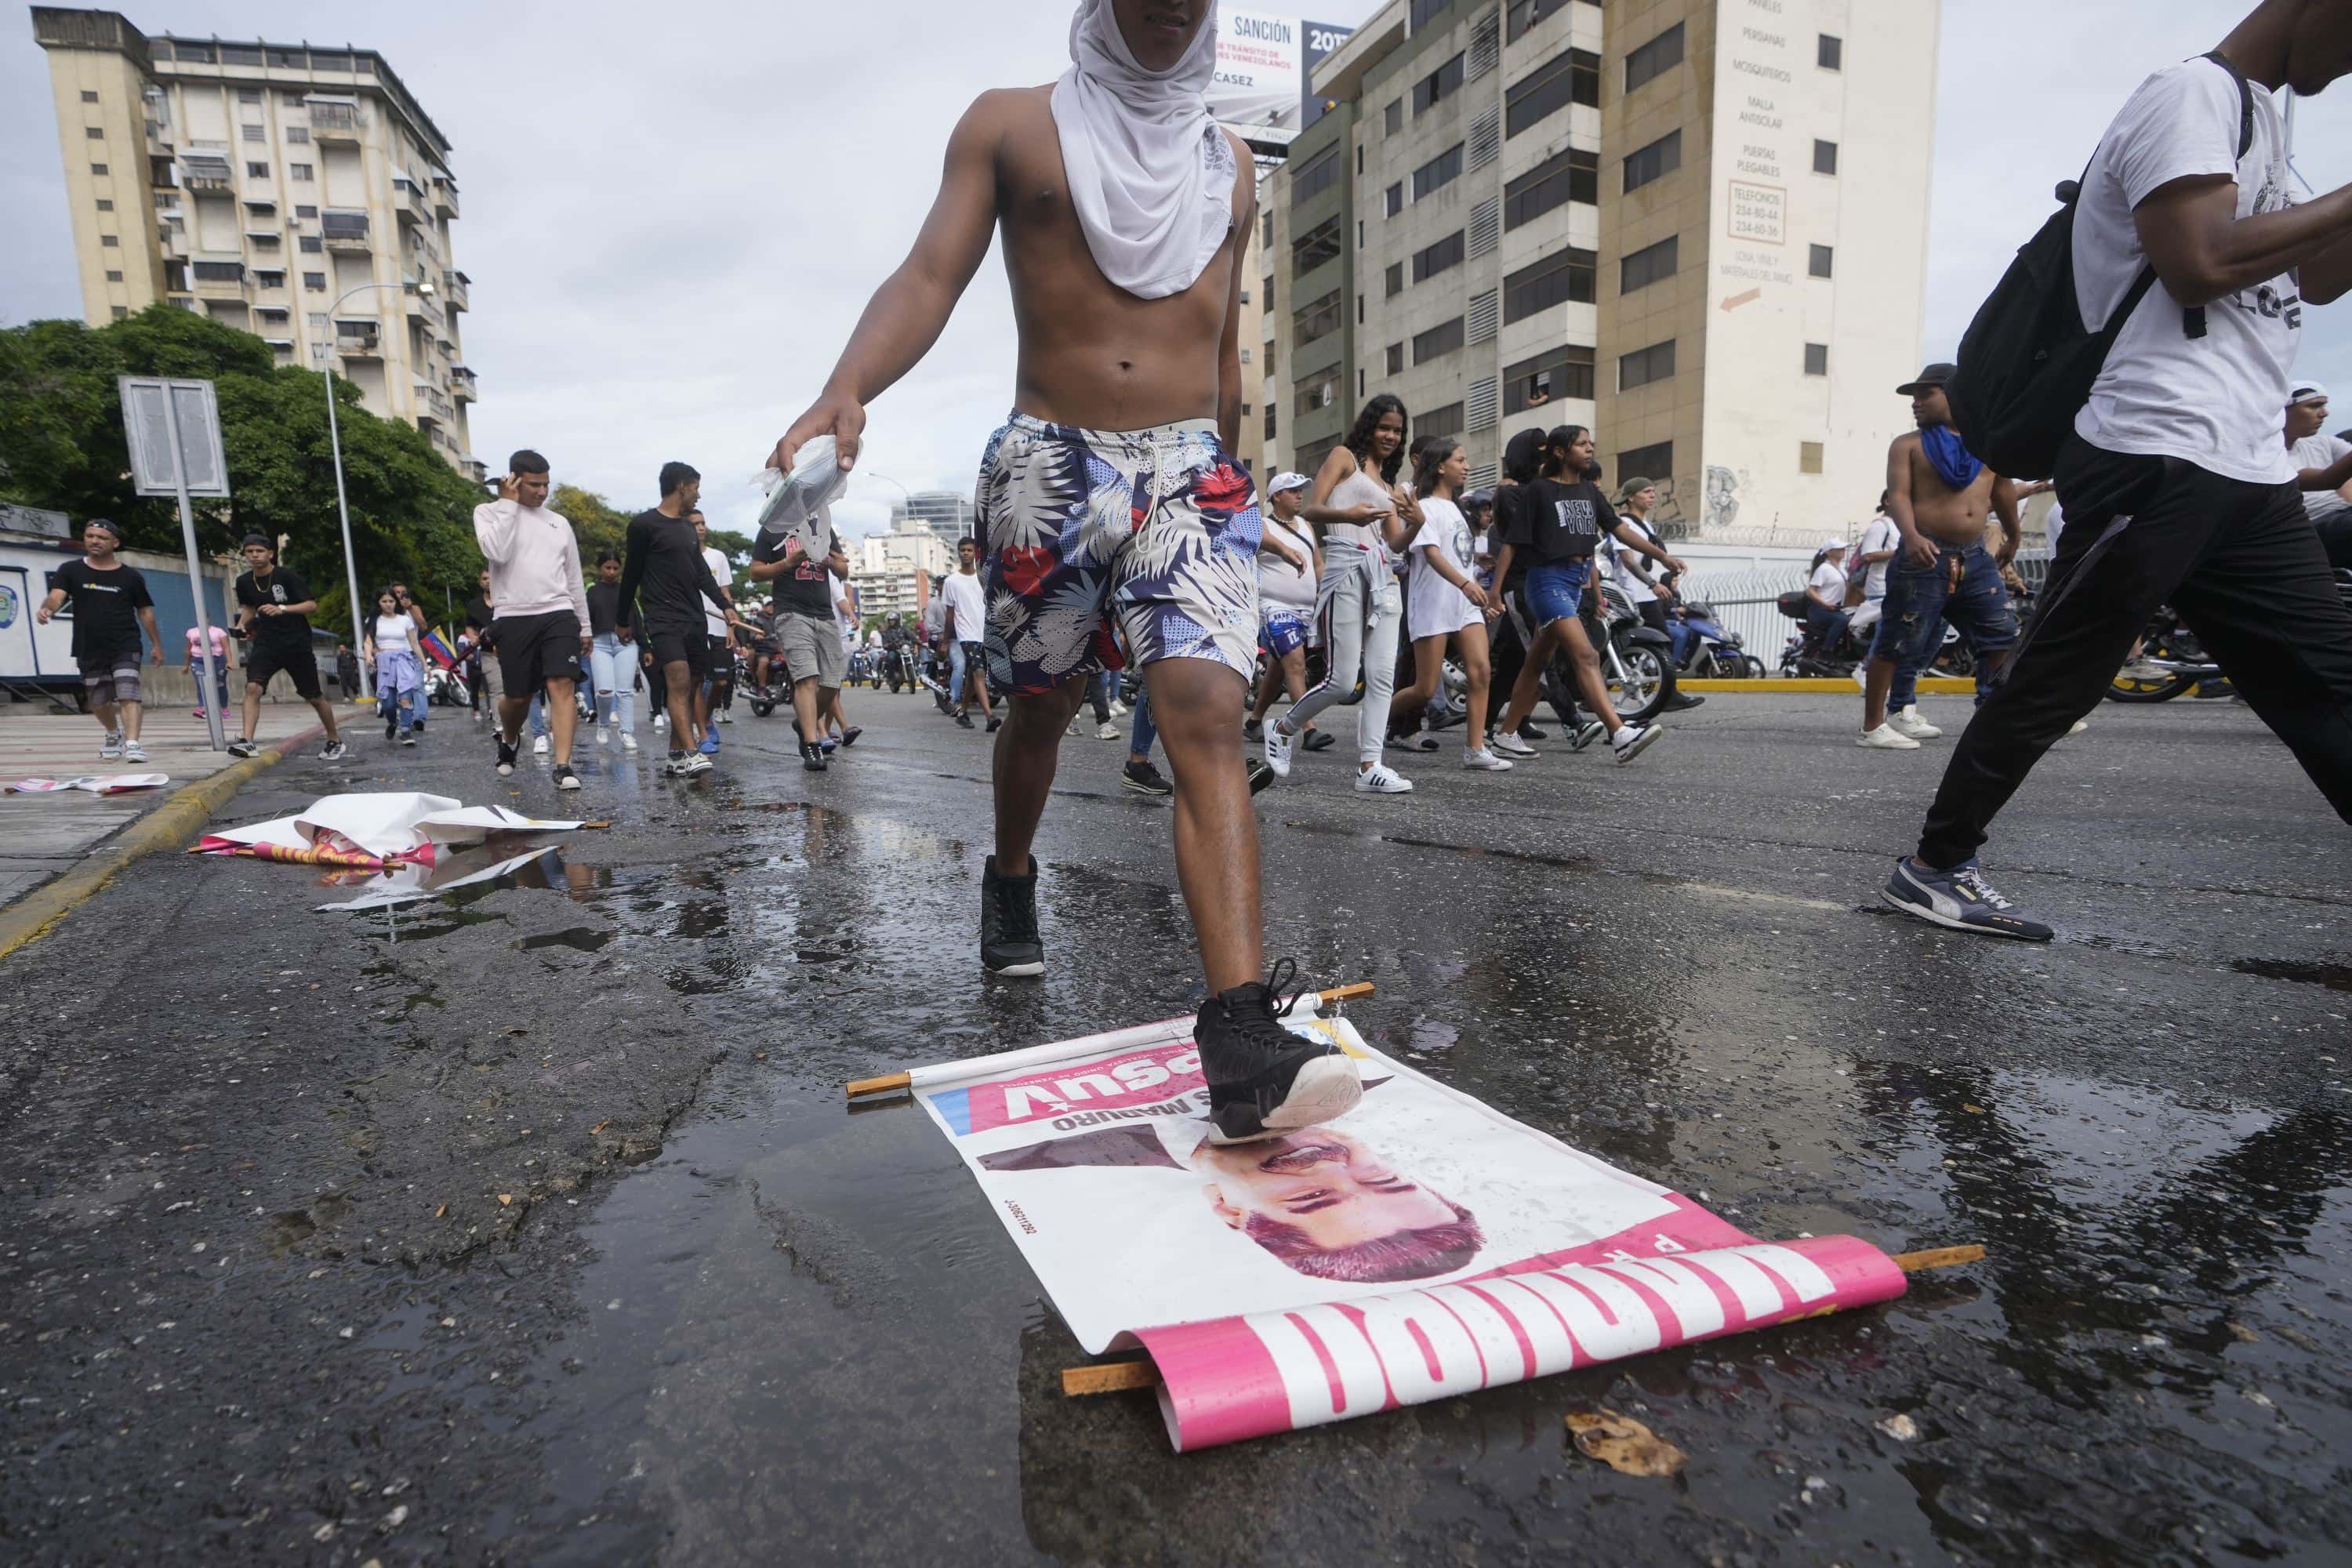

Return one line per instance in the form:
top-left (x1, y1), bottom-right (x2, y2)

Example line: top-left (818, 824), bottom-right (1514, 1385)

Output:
top-left (756, 434), bottom-right (849, 557)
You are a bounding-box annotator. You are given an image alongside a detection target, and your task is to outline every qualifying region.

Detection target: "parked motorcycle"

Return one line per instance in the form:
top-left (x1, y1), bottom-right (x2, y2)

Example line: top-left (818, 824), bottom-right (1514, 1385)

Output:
top-left (1544, 582), bottom-right (1676, 724)
top-left (1663, 592), bottom-right (1763, 679)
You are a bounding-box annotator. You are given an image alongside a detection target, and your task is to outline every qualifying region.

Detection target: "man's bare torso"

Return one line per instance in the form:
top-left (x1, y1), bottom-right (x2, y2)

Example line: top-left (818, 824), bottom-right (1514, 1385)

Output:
top-left (1896, 432), bottom-right (1998, 546)
top-left (984, 85), bottom-right (1249, 434)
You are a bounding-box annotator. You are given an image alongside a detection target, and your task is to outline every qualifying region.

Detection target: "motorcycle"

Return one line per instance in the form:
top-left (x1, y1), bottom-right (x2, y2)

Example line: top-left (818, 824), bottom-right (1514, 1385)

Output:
top-left (1662, 590), bottom-right (1763, 679)
top-left (1548, 582), bottom-right (1677, 725)
top-left (2107, 604), bottom-right (2220, 702)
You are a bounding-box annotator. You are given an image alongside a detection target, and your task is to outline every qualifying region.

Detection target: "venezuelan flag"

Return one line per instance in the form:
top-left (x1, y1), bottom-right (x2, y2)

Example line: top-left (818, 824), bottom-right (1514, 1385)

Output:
top-left (420, 628), bottom-right (459, 670)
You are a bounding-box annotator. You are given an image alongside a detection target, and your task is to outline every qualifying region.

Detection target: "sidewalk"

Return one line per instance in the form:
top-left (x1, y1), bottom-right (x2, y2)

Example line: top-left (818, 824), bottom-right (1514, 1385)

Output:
top-left (0, 701), bottom-right (343, 913)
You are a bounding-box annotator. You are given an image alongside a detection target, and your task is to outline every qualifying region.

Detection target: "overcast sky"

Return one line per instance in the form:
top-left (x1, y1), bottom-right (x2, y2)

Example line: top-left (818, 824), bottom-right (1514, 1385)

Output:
top-left (3, 0), bottom-right (2347, 539)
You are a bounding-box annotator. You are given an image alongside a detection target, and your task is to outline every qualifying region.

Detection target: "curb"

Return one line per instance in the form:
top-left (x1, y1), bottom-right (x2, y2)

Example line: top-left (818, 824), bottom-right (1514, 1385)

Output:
top-left (0, 725), bottom-right (321, 965)
top-left (1678, 677), bottom-right (1980, 694)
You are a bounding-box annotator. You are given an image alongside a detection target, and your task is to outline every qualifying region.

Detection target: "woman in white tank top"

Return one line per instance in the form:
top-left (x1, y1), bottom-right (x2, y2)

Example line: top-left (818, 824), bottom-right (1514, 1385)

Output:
top-left (1263, 394), bottom-right (1423, 793)
top-left (365, 587), bottom-right (426, 743)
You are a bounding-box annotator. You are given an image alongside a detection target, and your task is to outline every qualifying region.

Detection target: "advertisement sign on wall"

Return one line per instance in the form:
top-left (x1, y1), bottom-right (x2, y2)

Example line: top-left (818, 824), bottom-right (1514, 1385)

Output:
top-left (1210, 10), bottom-right (1354, 146)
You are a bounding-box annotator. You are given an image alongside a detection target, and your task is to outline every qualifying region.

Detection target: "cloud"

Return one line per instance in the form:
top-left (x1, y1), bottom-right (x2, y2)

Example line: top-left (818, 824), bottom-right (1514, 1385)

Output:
top-left (5, 0), bottom-right (2348, 543)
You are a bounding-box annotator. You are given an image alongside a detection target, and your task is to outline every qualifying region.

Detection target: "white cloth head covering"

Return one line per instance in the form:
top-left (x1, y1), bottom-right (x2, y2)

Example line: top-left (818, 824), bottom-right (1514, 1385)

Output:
top-left (1051, 0), bottom-right (1239, 300)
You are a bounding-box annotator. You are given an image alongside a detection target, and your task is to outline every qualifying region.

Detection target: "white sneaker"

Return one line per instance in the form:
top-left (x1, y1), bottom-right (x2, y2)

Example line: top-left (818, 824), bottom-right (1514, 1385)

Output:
top-left (595, 724), bottom-right (611, 747)
top-left (1857, 723), bottom-right (1921, 750)
top-left (532, 734), bottom-right (550, 756)
top-left (717, 710), bottom-right (732, 723)
top-left (653, 712), bottom-right (668, 731)
top-left (1264, 724), bottom-right (1295, 779)
top-left (1852, 669), bottom-right (1869, 692)
top-left (1096, 721), bottom-right (1121, 740)
top-left (1490, 731), bottom-right (1537, 758)
top-left (1463, 747), bottom-right (1512, 771)
top-left (1891, 706), bottom-right (1942, 739)
top-left (622, 731), bottom-right (640, 753)
top-left (1066, 716), bottom-right (1083, 737)
top-left (122, 739), bottom-right (148, 764)
top-left (1108, 699), bottom-right (1131, 719)
top-left (99, 731), bottom-right (124, 760)
top-left (1613, 725), bottom-right (1662, 763)
top-left (1354, 762), bottom-right (1414, 793)
top-left (2067, 717), bottom-right (2089, 736)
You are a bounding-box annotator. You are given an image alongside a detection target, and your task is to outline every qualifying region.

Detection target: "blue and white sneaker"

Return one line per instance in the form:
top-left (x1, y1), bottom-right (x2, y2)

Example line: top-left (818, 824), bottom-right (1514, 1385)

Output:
top-left (1882, 858), bottom-right (2053, 942)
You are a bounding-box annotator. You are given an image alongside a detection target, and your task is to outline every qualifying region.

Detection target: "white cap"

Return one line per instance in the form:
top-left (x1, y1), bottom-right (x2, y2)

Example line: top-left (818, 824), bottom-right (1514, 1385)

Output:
top-left (1267, 470), bottom-right (1311, 496)
top-left (2290, 381), bottom-right (2329, 405)
top-left (1820, 536), bottom-right (1850, 553)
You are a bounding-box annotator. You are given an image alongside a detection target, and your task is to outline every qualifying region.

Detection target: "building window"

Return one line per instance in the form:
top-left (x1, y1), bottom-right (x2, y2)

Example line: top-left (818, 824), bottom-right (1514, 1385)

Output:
top-left (1359, 368), bottom-right (1367, 398)
top-left (1413, 143), bottom-right (1464, 200)
top-left (296, 203), bottom-right (318, 218)
top-left (242, 124), bottom-right (265, 143)
top-left (303, 271), bottom-right (326, 291)
top-left (308, 312), bottom-right (329, 332)
top-left (1503, 247), bottom-right (1595, 321)
top-left (1290, 145), bottom-right (1341, 203)
top-left (1410, 0), bottom-right (1452, 29)
top-left (1619, 339), bottom-right (1677, 390)
top-left (287, 126), bottom-right (310, 144)
top-left (1818, 34), bottom-right (1844, 70)
top-left (252, 232), bottom-right (280, 250)
top-left (1262, 210), bottom-right (1273, 249)
top-left (1356, 145), bottom-right (1364, 175)
top-left (1414, 317), bottom-right (1466, 363)
top-left (255, 270), bottom-right (286, 289)
top-left (1385, 260), bottom-right (1404, 297)
top-left (1414, 53), bottom-right (1465, 115)
top-left (1504, 46), bottom-right (1599, 137)
top-left (246, 162), bottom-right (269, 178)
top-left (1387, 343), bottom-right (1405, 376)
top-left (100, 234), bottom-right (118, 247)
top-left (1294, 288), bottom-right (1343, 345)
top-left (1357, 293), bottom-right (1365, 324)
top-left (1617, 440), bottom-right (1672, 486)
top-left (1505, 0), bottom-right (1568, 42)
top-left (1419, 401), bottom-right (1465, 438)
top-left (111, 305), bottom-right (129, 320)
top-left (238, 87), bottom-right (262, 103)
top-left (1294, 370), bottom-right (1341, 417)
top-left (1813, 139), bottom-right (1838, 176)
top-left (105, 269), bottom-right (124, 283)
top-left (1625, 23), bottom-right (1685, 92)
top-left (1385, 182), bottom-right (1403, 217)
top-left (1503, 146), bottom-right (1597, 229)
top-left (81, 89), bottom-right (99, 103)
top-left (1809, 243), bottom-right (1835, 278)
top-left (191, 260), bottom-right (244, 282)
top-left (89, 162), bottom-right (107, 175)
top-left (86, 126), bottom-right (105, 140)
top-left (1503, 344), bottom-right (1596, 412)
top-left (1291, 214), bottom-right (1343, 278)
top-left (95, 198), bottom-right (114, 212)
top-left (1624, 130), bottom-right (1681, 193)
top-left (1264, 405), bottom-right (1277, 441)
top-left (1800, 441), bottom-right (1825, 474)
top-left (299, 236), bottom-right (323, 252)
top-left (1620, 234), bottom-right (1679, 294)
top-left (291, 162), bottom-right (314, 181)
top-left (1413, 230), bottom-right (1465, 283)
top-left (1803, 343), bottom-right (1830, 376)
top-left (1385, 99), bottom-right (1403, 136)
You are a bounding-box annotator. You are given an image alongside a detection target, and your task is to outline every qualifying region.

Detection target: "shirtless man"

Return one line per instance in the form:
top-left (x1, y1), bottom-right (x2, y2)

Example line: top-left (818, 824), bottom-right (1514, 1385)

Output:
top-left (770, 0), bottom-right (1359, 1143)
top-left (1857, 365), bottom-right (2023, 750)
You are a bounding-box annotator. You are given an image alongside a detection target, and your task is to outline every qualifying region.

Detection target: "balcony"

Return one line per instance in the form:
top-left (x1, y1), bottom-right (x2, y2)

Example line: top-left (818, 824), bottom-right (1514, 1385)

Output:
top-left (191, 258), bottom-right (247, 296)
top-left (433, 176), bottom-right (459, 220)
top-left (334, 318), bottom-right (381, 357)
top-left (393, 176), bottom-right (430, 227)
top-left (441, 269), bottom-right (468, 312)
top-left (320, 211), bottom-right (370, 252)
top-left (403, 286), bottom-right (443, 329)
top-left (180, 154), bottom-right (232, 192)
top-left (306, 98), bottom-right (361, 141)
top-left (463, 456), bottom-right (488, 485)
top-left (448, 365), bottom-right (478, 403)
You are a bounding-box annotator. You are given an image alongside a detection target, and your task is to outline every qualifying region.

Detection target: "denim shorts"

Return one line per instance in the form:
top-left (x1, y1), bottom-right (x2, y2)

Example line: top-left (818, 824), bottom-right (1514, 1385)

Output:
top-left (1522, 558), bottom-right (1591, 628)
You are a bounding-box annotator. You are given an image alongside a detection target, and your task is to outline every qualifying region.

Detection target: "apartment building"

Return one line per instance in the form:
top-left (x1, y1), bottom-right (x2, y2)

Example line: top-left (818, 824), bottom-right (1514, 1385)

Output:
top-left (31, 7), bottom-right (484, 479)
top-left (891, 490), bottom-right (978, 554)
top-left (1261, 0), bottom-right (1937, 543)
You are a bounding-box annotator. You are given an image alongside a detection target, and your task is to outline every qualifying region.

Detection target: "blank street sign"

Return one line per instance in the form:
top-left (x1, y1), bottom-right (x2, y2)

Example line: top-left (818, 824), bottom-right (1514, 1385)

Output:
top-left (118, 376), bottom-right (229, 498)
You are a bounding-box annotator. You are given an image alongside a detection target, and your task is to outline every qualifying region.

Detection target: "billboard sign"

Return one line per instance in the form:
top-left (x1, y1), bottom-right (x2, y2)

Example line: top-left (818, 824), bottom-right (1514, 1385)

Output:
top-left (1210, 10), bottom-right (1354, 147)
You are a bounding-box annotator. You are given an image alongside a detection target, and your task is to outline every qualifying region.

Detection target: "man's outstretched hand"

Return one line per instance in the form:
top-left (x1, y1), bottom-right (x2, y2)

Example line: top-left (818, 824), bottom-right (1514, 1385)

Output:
top-left (770, 393), bottom-right (866, 475)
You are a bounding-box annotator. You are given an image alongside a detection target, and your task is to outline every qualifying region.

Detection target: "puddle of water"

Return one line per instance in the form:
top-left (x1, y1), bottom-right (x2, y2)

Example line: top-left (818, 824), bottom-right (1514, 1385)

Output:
top-left (520, 927), bottom-right (615, 954)
top-left (2233, 957), bottom-right (2352, 993)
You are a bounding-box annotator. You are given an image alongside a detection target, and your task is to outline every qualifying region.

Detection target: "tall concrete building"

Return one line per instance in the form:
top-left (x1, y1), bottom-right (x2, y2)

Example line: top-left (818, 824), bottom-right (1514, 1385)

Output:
top-left (30, 7), bottom-right (483, 479)
top-left (891, 490), bottom-right (977, 554)
top-left (1261, 0), bottom-right (1936, 543)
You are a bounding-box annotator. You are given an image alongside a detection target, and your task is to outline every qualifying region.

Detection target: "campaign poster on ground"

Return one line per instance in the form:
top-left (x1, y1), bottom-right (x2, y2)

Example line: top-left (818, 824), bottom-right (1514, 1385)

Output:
top-left (915, 1010), bottom-right (1907, 1450)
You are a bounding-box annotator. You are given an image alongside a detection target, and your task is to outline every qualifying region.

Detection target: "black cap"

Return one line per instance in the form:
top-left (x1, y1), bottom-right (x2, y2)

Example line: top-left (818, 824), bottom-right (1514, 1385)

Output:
top-left (1896, 362), bottom-right (1958, 397)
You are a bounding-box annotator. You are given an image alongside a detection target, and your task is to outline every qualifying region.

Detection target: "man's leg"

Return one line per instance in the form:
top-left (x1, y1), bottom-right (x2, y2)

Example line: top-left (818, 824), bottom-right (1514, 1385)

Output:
top-left (309, 694), bottom-right (341, 741)
top-left (992, 674), bottom-right (1087, 875)
top-left (791, 674), bottom-right (823, 744)
top-left (965, 644), bottom-right (995, 718)
top-left (89, 684), bottom-right (118, 741)
top-left (2171, 492), bottom-right (2352, 822)
top-left (498, 691), bottom-right (530, 746)
top-left (946, 640), bottom-right (971, 715)
top-left (545, 677), bottom-right (579, 764)
top-left (241, 681), bottom-right (263, 742)
top-left (662, 661), bottom-right (697, 740)
top-left (1148, 658), bottom-right (1261, 993)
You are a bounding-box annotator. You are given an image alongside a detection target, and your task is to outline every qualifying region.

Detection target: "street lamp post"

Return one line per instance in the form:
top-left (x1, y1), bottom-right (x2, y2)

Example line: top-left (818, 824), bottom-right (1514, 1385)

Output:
top-left (318, 274), bottom-right (432, 700)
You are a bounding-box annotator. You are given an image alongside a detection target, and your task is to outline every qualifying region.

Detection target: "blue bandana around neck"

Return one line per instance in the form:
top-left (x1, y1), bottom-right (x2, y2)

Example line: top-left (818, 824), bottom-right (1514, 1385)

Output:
top-left (1918, 423), bottom-right (1984, 493)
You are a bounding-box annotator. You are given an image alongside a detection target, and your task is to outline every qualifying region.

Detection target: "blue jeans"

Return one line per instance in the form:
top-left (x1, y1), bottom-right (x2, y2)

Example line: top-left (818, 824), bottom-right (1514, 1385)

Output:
top-left (1128, 684), bottom-right (1157, 759)
top-left (1869, 544), bottom-right (2018, 710)
top-left (1803, 601), bottom-right (1849, 659)
top-left (589, 633), bottom-right (636, 731)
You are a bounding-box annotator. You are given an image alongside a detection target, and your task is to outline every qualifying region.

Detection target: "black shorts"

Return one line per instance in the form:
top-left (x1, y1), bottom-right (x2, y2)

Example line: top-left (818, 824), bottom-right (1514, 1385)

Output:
top-left (244, 641), bottom-right (322, 699)
top-left (648, 625), bottom-right (710, 681)
top-left (708, 634), bottom-right (735, 675)
top-left (493, 611), bottom-right (585, 692)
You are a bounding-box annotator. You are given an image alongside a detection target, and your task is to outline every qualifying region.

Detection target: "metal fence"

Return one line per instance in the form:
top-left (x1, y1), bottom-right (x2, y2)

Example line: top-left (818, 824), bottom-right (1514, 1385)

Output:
top-left (1677, 551), bottom-right (2056, 672)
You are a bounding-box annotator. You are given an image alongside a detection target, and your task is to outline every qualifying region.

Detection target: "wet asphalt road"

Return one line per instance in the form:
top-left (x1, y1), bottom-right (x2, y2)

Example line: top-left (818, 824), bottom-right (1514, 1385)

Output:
top-left (2, 687), bottom-right (2348, 1566)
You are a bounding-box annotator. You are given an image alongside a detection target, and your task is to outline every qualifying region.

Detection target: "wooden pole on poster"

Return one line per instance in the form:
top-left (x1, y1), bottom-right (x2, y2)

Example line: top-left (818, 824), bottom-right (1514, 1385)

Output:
top-left (843, 982), bottom-right (1378, 1100)
top-left (1057, 1243), bottom-right (1987, 1398)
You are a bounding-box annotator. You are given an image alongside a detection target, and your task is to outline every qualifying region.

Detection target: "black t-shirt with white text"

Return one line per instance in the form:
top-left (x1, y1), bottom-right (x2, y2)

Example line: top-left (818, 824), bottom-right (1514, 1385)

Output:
top-left (237, 564), bottom-right (314, 650)
top-left (753, 526), bottom-right (844, 619)
top-left (52, 557), bottom-right (152, 657)
top-left (1505, 477), bottom-right (1613, 565)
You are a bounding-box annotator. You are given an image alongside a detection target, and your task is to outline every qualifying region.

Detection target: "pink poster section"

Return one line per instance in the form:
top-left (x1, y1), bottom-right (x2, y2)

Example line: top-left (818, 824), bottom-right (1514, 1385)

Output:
top-left (914, 1011), bottom-right (1907, 1453)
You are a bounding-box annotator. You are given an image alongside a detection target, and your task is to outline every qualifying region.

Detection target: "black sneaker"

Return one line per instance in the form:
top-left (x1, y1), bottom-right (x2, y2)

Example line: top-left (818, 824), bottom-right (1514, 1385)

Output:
top-left (412, 717), bottom-right (424, 734)
top-left (1196, 959), bottom-right (1363, 1144)
top-left (320, 739), bottom-right (348, 761)
top-left (1243, 717), bottom-right (1264, 741)
top-left (800, 740), bottom-right (829, 771)
top-left (400, 732), bottom-right (418, 748)
top-left (1245, 756), bottom-right (1276, 795)
top-left (1882, 857), bottom-right (2053, 941)
top-left (1518, 722), bottom-right (1548, 742)
top-left (1664, 691), bottom-right (1707, 712)
top-left (981, 855), bottom-right (1044, 976)
top-left (552, 763), bottom-right (581, 791)
top-left (1122, 759), bottom-right (1174, 797)
top-left (955, 710), bottom-right (975, 729)
top-left (1301, 729), bottom-right (1337, 752)
top-left (837, 726), bottom-right (862, 748)
top-left (1427, 708), bottom-right (1467, 731)
top-left (985, 713), bottom-right (1003, 733)
top-left (495, 736), bottom-right (519, 776)
top-left (384, 717), bottom-right (397, 740)
top-left (226, 737), bottom-right (259, 759)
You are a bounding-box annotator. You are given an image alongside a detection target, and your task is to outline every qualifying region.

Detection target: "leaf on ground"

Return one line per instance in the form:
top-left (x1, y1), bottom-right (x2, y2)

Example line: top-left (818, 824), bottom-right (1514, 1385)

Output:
top-left (434, 1203), bottom-right (448, 1218)
top-left (1566, 1409), bottom-right (1686, 1476)
top-left (590, 1120), bottom-right (608, 1134)
top-left (495, 1193), bottom-right (513, 1206)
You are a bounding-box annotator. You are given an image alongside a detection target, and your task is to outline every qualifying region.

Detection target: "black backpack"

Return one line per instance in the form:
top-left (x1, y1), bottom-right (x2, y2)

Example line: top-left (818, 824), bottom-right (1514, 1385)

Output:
top-left (1946, 53), bottom-right (2253, 480)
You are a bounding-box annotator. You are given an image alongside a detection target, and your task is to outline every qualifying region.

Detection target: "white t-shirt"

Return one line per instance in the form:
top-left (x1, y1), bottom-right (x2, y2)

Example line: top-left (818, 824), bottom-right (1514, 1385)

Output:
top-left (372, 613), bottom-right (413, 655)
top-left (2289, 432), bottom-right (2352, 517)
top-left (938, 569), bottom-right (987, 644)
top-left (1856, 514), bottom-right (1900, 601)
top-left (1602, 514), bottom-right (1659, 604)
top-left (1406, 496), bottom-right (1479, 637)
top-left (2073, 60), bottom-right (2298, 485)
top-left (1809, 561), bottom-right (1847, 605)
top-left (700, 545), bottom-right (732, 637)
top-left (2044, 499), bottom-right (2067, 552)
top-left (1259, 514), bottom-right (1317, 610)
